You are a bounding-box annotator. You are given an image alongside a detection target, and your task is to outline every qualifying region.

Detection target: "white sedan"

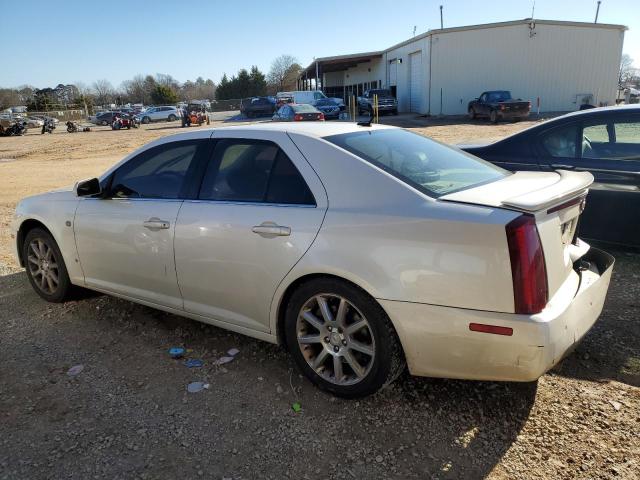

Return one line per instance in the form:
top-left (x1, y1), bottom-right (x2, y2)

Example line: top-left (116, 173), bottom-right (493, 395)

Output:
top-left (12, 123), bottom-right (614, 397)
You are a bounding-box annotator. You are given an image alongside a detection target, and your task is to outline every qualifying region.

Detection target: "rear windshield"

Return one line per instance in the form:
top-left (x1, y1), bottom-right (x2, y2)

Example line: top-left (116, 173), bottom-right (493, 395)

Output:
top-left (324, 129), bottom-right (507, 197)
top-left (292, 104), bottom-right (317, 113)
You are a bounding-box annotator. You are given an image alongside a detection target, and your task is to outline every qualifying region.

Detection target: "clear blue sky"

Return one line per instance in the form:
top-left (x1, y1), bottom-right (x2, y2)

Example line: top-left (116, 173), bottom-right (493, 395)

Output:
top-left (1, 0), bottom-right (638, 89)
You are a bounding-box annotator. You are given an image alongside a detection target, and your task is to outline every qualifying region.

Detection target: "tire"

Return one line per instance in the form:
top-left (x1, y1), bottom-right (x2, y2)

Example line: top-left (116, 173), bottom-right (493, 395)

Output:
top-left (168, 114), bottom-right (177, 122)
top-left (142, 116), bottom-right (150, 124)
top-left (101, 120), bottom-right (108, 126)
top-left (284, 278), bottom-right (405, 398)
top-left (392, 109), bottom-right (398, 115)
top-left (23, 228), bottom-right (72, 303)
top-left (468, 107), bottom-right (476, 120)
top-left (490, 110), bottom-right (498, 124)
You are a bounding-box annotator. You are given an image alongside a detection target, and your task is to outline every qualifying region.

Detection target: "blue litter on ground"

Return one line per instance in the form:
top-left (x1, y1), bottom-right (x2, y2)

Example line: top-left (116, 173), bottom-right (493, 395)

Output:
top-left (169, 347), bottom-right (185, 359)
top-left (184, 359), bottom-right (204, 368)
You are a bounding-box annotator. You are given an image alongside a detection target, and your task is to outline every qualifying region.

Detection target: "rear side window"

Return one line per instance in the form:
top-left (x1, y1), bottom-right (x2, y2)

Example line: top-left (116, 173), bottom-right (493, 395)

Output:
top-left (324, 129), bottom-right (506, 197)
top-left (540, 124), bottom-right (578, 158)
top-left (199, 139), bottom-right (315, 205)
top-left (109, 140), bottom-right (203, 199)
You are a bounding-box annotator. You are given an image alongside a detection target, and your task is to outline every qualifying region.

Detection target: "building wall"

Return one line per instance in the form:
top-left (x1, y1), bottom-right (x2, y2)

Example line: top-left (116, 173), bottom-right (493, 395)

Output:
top-left (385, 37), bottom-right (431, 113)
top-left (428, 23), bottom-right (624, 114)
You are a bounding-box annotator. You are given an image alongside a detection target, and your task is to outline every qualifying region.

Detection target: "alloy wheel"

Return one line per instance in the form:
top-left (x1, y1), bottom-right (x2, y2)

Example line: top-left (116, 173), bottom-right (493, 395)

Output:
top-left (27, 238), bottom-right (59, 295)
top-left (296, 293), bottom-right (376, 386)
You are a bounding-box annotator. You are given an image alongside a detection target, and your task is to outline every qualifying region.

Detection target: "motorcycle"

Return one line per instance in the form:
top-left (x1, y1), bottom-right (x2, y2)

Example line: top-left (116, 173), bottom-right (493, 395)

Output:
top-left (1, 119), bottom-right (28, 136)
top-left (66, 121), bottom-right (91, 133)
top-left (41, 117), bottom-right (56, 134)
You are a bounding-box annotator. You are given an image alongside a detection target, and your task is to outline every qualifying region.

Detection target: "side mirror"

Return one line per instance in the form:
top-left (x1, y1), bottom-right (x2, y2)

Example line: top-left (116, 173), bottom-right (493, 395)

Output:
top-left (76, 178), bottom-right (102, 197)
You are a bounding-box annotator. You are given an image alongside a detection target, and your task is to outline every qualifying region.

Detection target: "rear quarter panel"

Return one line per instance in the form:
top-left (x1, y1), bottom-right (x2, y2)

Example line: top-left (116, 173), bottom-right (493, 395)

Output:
top-left (278, 133), bottom-right (519, 315)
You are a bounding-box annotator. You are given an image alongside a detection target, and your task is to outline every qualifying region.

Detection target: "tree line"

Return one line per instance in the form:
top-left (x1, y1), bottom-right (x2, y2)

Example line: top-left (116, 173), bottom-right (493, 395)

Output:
top-left (0, 54), bottom-right (304, 111)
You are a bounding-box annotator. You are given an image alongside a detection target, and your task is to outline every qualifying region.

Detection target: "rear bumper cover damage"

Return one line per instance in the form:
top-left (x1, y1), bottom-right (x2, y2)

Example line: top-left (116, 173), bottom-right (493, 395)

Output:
top-left (380, 247), bottom-right (614, 382)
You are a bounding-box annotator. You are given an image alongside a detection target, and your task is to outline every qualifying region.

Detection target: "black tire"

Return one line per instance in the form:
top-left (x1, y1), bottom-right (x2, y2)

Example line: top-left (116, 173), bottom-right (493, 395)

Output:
top-left (468, 107), bottom-right (476, 120)
top-left (392, 109), bottom-right (398, 115)
top-left (284, 278), bottom-right (405, 398)
top-left (168, 114), bottom-right (177, 122)
top-left (23, 228), bottom-right (72, 303)
top-left (101, 120), bottom-right (108, 126)
top-left (490, 110), bottom-right (498, 124)
top-left (142, 116), bottom-right (150, 124)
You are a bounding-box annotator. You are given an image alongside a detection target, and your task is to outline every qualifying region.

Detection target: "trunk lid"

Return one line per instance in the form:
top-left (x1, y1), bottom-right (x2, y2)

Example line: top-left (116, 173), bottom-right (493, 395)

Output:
top-left (440, 170), bottom-right (594, 308)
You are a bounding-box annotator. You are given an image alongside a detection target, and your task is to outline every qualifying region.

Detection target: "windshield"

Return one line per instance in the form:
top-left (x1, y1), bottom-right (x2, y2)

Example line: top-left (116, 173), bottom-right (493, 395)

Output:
top-left (324, 129), bottom-right (507, 197)
top-left (315, 99), bottom-right (334, 106)
top-left (487, 91), bottom-right (511, 102)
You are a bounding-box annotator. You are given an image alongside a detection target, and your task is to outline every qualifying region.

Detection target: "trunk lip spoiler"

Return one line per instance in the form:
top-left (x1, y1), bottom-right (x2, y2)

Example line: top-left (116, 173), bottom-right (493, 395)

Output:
top-left (501, 170), bottom-right (593, 212)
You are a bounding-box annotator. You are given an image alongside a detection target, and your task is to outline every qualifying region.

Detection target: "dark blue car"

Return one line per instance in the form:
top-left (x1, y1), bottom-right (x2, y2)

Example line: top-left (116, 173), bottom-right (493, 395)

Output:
top-left (462, 105), bottom-right (640, 248)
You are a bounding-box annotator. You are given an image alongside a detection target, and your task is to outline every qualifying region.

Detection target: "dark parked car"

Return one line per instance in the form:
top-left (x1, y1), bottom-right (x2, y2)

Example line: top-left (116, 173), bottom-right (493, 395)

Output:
top-left (313, 98), bottom-right (341, 120)
top-left (272, 104), bottom-right (324, 122)
top-left (95, 111), bottom-right (118, 126)
top-left (241, 97), bottom-right (276, 118)
top-left (461, 105), bottom-right (640, 248)
top-left (468, 91), bottom-right (531, 123)
top-left (358, 89), bottom-right (398, 115)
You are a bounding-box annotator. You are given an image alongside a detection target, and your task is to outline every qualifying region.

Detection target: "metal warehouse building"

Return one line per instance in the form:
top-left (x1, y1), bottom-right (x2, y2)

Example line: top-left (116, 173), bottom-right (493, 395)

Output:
top-left (299, 19), bottom-right (626, 115)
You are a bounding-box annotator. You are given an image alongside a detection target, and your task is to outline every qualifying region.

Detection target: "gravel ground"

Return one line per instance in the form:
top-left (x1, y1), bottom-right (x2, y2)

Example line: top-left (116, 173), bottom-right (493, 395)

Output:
top-left (1, 115), bottom-right (639, 479)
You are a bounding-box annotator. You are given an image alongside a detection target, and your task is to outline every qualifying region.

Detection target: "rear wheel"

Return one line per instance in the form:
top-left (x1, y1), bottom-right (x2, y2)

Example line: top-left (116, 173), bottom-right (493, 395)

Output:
top-left (168, 114), bottom-right (177, 122)
top-left (23, 228), bottom-right (72, 303)
top-left (284, 278), bottom-right (405, 398)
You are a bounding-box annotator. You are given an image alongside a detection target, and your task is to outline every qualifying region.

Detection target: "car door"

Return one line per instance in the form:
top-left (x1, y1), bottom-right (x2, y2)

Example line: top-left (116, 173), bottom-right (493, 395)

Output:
top-left (477, 93), bottom-right (489, 116)
top-left (174, 131), bottom-right (327, 333)
top-left (536, 116), bottom-right (640, 246)
top-left (74, 139), bottom-right (208, 308)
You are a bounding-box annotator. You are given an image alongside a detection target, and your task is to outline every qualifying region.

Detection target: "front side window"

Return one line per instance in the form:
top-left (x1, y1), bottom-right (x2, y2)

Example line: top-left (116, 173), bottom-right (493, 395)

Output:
top-left (109, 140), bottom-right (203, 199)
top-left (540, 124), bottom-right (578, 158)
top-left (199, 139), bottom-right (315, 205)
top-left (324, 129), bottom-right (507, 197)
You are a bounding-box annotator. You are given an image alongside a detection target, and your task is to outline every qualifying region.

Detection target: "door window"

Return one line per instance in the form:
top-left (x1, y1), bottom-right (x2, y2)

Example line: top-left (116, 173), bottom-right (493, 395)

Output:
top-left (199, 139), bottom-right (315, 205)
top-left (109, 140), bottom-right (203, 199)
top-left (581, 118), bottom-right (640, 160)
top-left (540, 124), bottom-right (578, 158)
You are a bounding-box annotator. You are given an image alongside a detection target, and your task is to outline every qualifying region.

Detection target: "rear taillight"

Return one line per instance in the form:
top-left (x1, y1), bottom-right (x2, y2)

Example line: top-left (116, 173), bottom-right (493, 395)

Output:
top-left (500, 104), bottom-right (505, 110)
top-left (317, 113), bottom-right (324, 121)
top-left (294, 114), bottom-right (303, 121)
top-left (505, 215), bottom-right (548, 314)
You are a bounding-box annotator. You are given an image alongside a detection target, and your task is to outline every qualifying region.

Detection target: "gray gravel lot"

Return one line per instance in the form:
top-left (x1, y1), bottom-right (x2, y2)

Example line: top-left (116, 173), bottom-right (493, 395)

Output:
top-left (0, 247), bottom-right (638, 480)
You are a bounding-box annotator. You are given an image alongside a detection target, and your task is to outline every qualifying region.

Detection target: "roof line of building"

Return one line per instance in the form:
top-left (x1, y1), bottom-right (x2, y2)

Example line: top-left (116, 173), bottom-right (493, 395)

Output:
top-left (301, 18), bottom-right (627, 75)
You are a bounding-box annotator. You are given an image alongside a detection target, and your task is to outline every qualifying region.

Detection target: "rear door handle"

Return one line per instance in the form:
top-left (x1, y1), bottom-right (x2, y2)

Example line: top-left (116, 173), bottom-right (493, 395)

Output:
top-left (551, 164), bottom-right (576, 170)
top-left (143, 218), bottom-right (170, 230)
top-left (252, 223), bottom-right (291, 237)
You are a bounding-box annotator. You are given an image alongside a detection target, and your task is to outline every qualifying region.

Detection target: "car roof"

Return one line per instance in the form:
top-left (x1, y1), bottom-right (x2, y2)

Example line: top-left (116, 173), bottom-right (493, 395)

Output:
top-left (195, 122), bottom-right (395, 139)
top-left (552, 103), bottom-right (640, 119)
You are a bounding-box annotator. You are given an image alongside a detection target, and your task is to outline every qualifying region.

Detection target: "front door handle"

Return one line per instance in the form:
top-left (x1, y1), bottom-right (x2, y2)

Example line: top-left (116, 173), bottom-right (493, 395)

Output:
top-left (143, 217), bottom-right (170, 230)
top-left (252, 222), bottom-right (291, 237)
top-left (551, 164), bottom-right (575, 170)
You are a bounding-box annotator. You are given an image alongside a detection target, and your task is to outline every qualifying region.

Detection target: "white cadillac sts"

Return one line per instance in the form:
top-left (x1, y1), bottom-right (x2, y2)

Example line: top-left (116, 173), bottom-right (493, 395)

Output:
top-left (12, 123), bottom-right (614, 397)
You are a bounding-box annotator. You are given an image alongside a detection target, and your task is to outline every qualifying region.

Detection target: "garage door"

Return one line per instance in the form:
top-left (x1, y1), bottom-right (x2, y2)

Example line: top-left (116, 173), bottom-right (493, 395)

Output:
top-left (389, 60), bottom-right (397, 86)
top-left (409, 51), bottom-right (423, 113)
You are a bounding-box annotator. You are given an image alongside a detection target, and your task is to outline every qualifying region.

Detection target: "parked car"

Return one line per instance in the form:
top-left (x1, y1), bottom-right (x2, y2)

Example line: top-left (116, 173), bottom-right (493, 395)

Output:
top-left (26, 117), bottom-right (44, 128)
top-left (468, 91), bottom-right (531, 123)
top-left (12, 123), bottom-right (614, 397)
top-left (272, 104), bottom-right (324, 122)
top-left (135, 106), bottom-right (179, 124)
top-left (461, 105), bottom-right (640, 248)
top-left (241, 97), bottom-right (276, 118)
top-left (92, 111), bottom-right (117, 126)
top-left (358, 89), bottom-right (398, 115)
top-left (313, 98), bottom-right (341, 120)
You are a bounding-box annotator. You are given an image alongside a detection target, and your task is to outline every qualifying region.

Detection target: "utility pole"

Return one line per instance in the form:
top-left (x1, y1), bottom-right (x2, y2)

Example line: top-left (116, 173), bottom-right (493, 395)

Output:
top-left (594, 0), bottom-right (601, 23)
top-left (440, 5), bottom-right (443, 29)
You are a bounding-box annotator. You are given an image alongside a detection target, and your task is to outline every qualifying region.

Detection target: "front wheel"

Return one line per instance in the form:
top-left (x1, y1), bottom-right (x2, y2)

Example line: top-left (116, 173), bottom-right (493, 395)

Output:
top-left (23, 228), bottom-right (72, 303)
top-left (490, 110), bottom-right (498, 124)
top-left (284, 278), bottom-right (405, 398)
top-left (468, 107), bottom-right (476, 120)
top-left (142, 116), bottom-right (150, 124)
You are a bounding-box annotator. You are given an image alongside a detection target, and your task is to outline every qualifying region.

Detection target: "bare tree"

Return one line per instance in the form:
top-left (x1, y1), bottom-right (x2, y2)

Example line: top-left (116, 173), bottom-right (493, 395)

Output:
top-left (92, 79), bottom-right (114, 106)
top-left (619, 54), bottom-right (635, 88)
top-left (122, 75), bottom-right (147, 104)
top-left (267, 55), bottom-right (302, 92)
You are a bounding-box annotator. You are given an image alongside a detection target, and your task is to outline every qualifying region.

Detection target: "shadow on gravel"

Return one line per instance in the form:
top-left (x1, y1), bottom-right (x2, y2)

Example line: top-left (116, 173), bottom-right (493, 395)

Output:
top-left (552, 250), bottom-right (640, 387)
